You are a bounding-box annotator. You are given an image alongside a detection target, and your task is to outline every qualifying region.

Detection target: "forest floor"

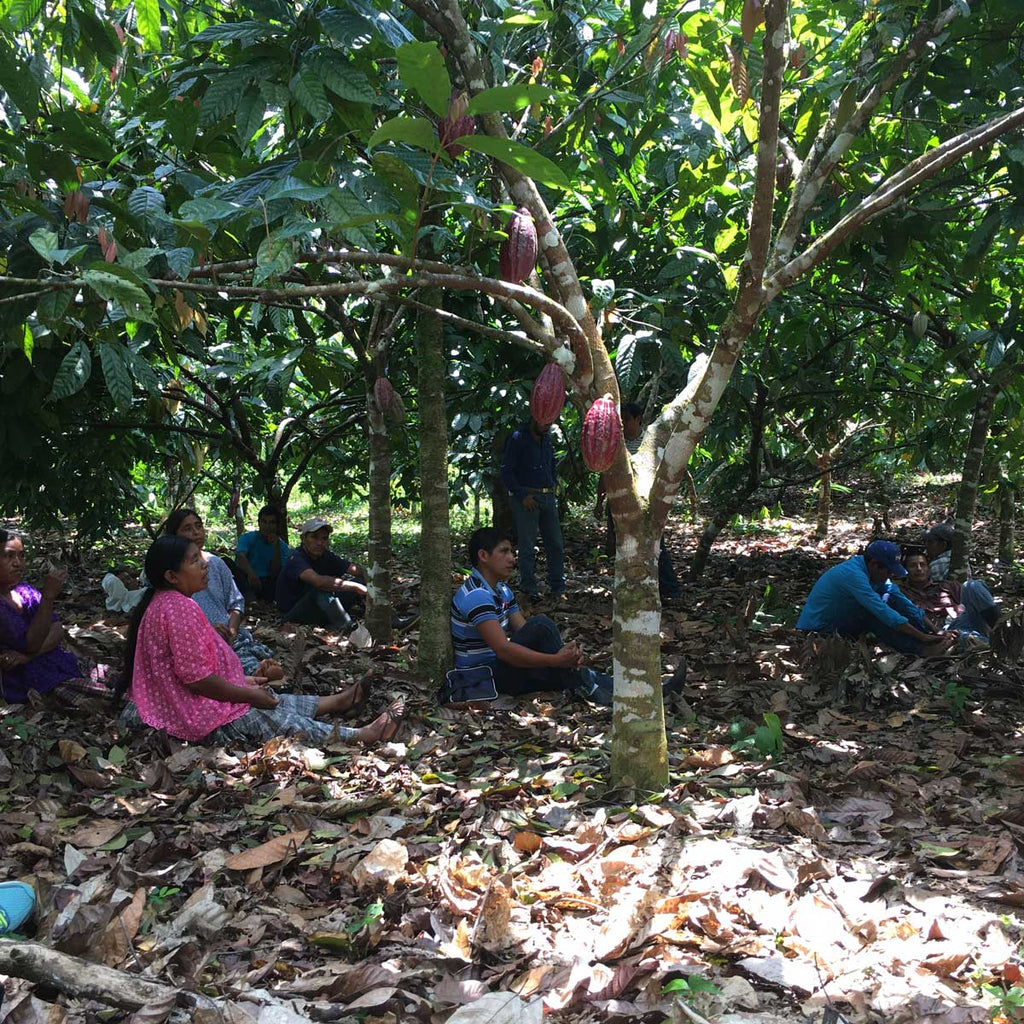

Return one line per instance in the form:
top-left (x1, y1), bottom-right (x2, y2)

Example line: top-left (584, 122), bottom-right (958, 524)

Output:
top-left (3, 482), bottom-right (1024, 1024)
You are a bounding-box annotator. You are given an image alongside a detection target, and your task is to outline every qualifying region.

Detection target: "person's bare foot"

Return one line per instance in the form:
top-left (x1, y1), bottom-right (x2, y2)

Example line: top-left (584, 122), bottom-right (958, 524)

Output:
top-left (319, 676), bottom-right (370, 715)
top-left (353, 701), bottom-right (406, 744)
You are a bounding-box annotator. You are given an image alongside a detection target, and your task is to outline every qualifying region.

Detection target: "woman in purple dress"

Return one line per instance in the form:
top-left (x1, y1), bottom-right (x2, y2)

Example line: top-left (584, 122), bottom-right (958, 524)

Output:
top-left (0, 529), bottom-right (113, 705)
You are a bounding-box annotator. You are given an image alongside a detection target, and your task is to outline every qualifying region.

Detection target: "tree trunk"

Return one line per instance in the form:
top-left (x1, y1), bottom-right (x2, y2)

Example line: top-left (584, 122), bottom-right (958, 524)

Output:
top-left (416, 288), bottom-right (453, 678)
top-left (366, 386), bottom-right (393, 644)
top-left (951, 386), bottom-right (997, 574)
top-left (489, 429), bottom-right (514, 535)
top-left (999, 477), bottom-right (1015, 565)
top-left (815, 457), bottom-right (832, 538)
top-left (610, 520), bottom-right (667, 791)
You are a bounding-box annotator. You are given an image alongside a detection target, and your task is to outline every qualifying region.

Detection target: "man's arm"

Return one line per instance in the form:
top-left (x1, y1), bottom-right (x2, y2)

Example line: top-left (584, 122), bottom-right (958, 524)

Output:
top-left (883, 586), bottom-right (928, 629)
top-left (847, 576), bottom-right (944, 645)
top-left (476, 618), bottom-right (581, 669)
top-left (507, 610), bottom-right (527, 632)
top-left (234, 540), bottom-right (261, 585)
top-left (297, 567), bottom-right (365, 596)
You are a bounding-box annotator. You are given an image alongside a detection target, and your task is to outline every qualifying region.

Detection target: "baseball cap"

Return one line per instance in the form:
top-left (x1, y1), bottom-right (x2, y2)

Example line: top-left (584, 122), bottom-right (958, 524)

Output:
top-left (924, 523), bottom-right (955, 544)
top-left (864, 540), bottom-right (907, 578)
top-left (299, 518), bottom-right (332, 536)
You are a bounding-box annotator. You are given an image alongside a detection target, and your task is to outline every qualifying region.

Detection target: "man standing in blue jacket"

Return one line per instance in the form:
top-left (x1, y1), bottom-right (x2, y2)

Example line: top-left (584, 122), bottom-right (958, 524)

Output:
top-left (501, 416), bottom-right (565, 602)
top-left (796, 540), bottom-right (954, 655)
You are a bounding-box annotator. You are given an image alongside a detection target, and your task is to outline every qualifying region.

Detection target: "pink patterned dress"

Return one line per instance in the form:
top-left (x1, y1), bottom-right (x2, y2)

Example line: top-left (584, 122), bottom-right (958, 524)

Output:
top-left (129, 589), bottom-right (251, 741)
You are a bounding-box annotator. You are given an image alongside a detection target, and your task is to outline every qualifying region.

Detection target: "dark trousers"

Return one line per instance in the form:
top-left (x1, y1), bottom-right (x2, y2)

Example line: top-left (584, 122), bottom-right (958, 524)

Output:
top-left (604, 511), bottom-right (681, 599)
top-left (493, 615), bottom-right (582, 696)
top-left (281, 587), bottom-right (360, 629)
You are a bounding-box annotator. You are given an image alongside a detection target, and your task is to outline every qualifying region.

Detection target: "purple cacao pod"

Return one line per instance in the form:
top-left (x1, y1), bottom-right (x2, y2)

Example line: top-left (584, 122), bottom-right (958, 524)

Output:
top-left (581, 396), bottom-right (622, 473)
top-left (499, 207), bottom-right (538, 285)
top-left (530, 362), bottom-right (565, 426)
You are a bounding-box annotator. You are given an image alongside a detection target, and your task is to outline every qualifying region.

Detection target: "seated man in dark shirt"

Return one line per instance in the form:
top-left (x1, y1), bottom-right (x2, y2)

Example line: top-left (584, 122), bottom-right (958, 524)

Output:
top-left (898, 551), bottom-right (998, 647)
top-left (275, 518), bottom-right (366, 630)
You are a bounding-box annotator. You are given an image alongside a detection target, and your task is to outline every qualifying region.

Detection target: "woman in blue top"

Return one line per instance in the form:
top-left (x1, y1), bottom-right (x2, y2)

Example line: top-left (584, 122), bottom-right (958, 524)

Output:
top-left (162, 510), bottom-right (282, 679)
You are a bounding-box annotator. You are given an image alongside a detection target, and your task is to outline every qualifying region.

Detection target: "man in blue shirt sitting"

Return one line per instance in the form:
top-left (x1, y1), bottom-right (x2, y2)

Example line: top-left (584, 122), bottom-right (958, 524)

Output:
top-left (796, 540), bottom-right (954, 655)
top-left (451, 527), bottom-right (612, 704)
top-left (234, 506), bottom-right (290, 602)
top-left (501, 416), bottom-right (565, 602)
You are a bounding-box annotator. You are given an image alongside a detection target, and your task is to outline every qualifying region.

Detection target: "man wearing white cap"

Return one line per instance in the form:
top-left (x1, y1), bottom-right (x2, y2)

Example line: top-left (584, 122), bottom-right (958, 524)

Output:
top-left (275, 519), bottom-right (366, 629)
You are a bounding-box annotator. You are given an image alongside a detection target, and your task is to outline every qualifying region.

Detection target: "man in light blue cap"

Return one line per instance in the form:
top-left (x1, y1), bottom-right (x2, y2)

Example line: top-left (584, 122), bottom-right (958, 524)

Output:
top-left (0, 880), bottom-right (35, 934)
top-left (796, 540), bottom-right (955, 655)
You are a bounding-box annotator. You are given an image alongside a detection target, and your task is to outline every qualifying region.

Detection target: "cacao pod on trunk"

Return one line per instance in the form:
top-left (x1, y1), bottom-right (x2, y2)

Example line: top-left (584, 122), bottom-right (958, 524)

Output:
top-left (439, 91), bottom-right (474, 158)
top-left (499, 207), bottom-right (538, 285)
top-left (581, 396), bottom-right (622, 473)
top-left (374, 376), bottom-right (406, 423)
top-left (530, 362), bottom-right (565, 426)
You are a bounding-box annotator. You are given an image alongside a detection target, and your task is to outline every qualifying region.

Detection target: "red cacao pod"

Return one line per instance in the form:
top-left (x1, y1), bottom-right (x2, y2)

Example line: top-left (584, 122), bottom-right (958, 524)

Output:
top-left (530, 362), bottom-right (565, 426)
top-left (374, 376), bottom-right (406, 423)
top-left (499, 207), bottom-right (538, 285)
top-left (581, 396), bottom-right (622, 473)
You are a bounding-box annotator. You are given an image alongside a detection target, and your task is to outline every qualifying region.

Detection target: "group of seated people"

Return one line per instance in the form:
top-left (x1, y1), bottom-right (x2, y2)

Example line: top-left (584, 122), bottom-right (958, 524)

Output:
top-left (796, 524), bottom-right (999, 655)
top-left (0, 510), bottom-right (1001, 753)
top-left (0, 510), bottom-right (405, 750)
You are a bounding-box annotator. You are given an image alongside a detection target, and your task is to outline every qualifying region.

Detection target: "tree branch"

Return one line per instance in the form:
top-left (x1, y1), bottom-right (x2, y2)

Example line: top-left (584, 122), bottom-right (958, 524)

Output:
top-left (768, 102), bottom-right (1024, 298)
top-left (770, 2), bottom-right (964, 272)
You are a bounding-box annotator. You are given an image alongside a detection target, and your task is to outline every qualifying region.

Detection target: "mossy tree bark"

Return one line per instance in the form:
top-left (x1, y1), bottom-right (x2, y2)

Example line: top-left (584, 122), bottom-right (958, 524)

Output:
top-left (998, 476), bottom-right (1015, 565)
top-left (416, 287), bottom-right (453, 678)
top-left (951, 386), bottom-right (997, 575)
top-left (366, 389), bottom-right (393, 644)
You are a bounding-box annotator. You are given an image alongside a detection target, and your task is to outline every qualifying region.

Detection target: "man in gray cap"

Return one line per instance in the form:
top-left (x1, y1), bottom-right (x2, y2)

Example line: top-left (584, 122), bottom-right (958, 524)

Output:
top-left (923, 523), bottom-right (955, 581)
top-left (275, 519), bottom-right (366, 629)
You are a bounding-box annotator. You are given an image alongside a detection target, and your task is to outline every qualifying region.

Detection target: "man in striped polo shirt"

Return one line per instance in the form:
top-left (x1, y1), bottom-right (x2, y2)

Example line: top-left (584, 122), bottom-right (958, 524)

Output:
top-left (450, 527), bottom-right (612, 704)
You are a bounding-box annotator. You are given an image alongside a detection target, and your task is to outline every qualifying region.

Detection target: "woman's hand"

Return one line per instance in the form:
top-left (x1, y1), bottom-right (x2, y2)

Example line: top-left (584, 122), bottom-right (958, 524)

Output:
top-left (41, 569), bottom-right (68, 600)
top-left (247, 682), bottom-right (279, 709)
top-left (0, 650), bottom-right (29, 671)
top-left (214, 623), bottom-right (238, 642)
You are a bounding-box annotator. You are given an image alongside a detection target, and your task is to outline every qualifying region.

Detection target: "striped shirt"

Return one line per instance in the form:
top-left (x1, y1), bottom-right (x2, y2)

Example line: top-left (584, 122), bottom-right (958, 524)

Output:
top-left (450, 570), bottom-right (519, 669)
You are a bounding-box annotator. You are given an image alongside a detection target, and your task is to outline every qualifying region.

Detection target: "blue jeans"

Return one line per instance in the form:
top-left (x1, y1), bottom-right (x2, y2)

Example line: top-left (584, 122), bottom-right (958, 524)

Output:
top-left (512, 492), bottom-right (565, 596)
top-left (948, 579), bottom-right (998, 637)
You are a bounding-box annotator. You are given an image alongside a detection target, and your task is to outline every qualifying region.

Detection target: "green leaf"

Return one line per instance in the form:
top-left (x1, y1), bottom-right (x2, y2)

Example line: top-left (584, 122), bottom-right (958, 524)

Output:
top-left (49, 340), bottom-right (92, 401)
top-left (396, 41), bottom-right (451, 117)
top-left (163, 247), bottom-right (195, 278)
top-left (28, 228), bottom-right (86, 266)
top-left (466, 84), bottom-right (556, 115)
top-left (292, 65), bottom-right (332, 122)
top-left (836, 81), bottom-right (858, 128)
top-left (254, 234), bottom-right (296, 284)
top-left (319, 8), bottom-right (375, 46)
top-left (135, 0), bottom-right (161, 52)
top-left (83, 266), bottom-right (154, 322)
top-left (457, 136), bottom-right (570, 189)
top-left (21, 323), bottom-right (33, 363)
top-left (191, 20), bottom-right (284, 45)
top-left (317, 55), bottom-right (376, 104)
top-left (367, 116), bottom-right (438, 152)
top-left (99, 343), bottom-right (134, 408)
top-left (235, 90), bottom-right (265, 149)
top-left (178, 198), bottom-right (246, 223)
top-left (127, 186), bottom-right (166, 218)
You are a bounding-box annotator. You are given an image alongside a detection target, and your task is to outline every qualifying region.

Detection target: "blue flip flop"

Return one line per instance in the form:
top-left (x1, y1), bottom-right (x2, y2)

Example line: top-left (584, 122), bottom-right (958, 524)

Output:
top-left (0, 881), bottom-right (36, 934)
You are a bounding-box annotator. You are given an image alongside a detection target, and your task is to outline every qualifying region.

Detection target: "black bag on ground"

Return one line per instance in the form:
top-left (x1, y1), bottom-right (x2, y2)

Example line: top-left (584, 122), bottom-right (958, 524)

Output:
top-left (437, 664), bottom-right (498, 705)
